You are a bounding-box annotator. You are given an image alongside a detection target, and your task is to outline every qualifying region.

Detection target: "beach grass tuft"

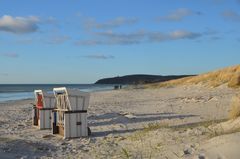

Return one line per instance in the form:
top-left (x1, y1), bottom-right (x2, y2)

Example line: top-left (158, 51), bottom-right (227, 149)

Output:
top-left (121, 148), bottom-right (131, 159)
top-left (129, 122), bottom-right (169, 141)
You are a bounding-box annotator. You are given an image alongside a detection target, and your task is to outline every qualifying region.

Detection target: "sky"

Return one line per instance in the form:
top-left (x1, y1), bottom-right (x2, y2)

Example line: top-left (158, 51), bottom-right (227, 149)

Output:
top-left (0, 0), bottom-right (240, 84)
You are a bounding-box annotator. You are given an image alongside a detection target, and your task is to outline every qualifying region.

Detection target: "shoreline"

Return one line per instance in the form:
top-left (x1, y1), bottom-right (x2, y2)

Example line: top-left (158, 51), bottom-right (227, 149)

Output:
top-left (0, 84), bottom-right (120, 103)
top-left (0, 98), bottom-right (34, 104)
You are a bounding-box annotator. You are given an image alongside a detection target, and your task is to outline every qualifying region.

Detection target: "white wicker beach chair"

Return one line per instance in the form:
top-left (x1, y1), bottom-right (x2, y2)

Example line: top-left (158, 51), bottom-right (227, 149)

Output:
top-left (52, 87), bottom-right (91, 139)
top-left (33, 90), bottom-right (55, 129)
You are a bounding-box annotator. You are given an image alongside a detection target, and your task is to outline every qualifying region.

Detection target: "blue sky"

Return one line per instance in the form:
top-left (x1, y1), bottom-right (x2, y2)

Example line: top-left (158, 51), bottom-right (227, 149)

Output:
top-left (0, 0), bottom-right (240, 84)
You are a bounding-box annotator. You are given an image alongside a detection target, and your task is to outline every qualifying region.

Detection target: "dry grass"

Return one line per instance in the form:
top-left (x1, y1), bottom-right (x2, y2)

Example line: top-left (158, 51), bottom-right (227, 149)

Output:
top-left (229, 96), bottom-right (240, 120)
top-left (121, 148), bottom-right (131, 159)
top-left (122, 122), bottom-right (169, 159)
top-left (129, 122), bottom-right (169, 141)
top-left (171, 119), bottom-right (227, 131)
top-left (145, 65), bottom-right (240, 89)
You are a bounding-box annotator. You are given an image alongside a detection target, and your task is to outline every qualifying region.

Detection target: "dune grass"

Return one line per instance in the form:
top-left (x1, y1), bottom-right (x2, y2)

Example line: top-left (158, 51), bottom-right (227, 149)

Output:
top-left (129, 122), bottom-right (169, 142)
top-left (121, 148), bottom-right (131, 159)
top-left (145, 65), bottom-right (240, 89)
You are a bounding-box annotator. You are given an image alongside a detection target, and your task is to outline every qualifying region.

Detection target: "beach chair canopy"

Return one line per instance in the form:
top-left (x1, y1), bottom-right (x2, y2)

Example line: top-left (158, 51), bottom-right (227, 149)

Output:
top-left (34, 90), bottom-right (55, 109)
top-left (53, 87), bottom-right (90, 111)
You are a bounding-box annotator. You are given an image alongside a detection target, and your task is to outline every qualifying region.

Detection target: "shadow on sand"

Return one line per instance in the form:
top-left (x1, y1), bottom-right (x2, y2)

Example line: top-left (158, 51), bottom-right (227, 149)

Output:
top-left (0, 137), bottom-right (56, 159)
top-left (89, 112), bottom-right (198, 137)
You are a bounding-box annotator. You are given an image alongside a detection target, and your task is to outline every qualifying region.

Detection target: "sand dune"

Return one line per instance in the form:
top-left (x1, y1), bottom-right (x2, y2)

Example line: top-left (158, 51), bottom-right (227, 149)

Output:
top-left (146, 65), bottom-right (240, 89)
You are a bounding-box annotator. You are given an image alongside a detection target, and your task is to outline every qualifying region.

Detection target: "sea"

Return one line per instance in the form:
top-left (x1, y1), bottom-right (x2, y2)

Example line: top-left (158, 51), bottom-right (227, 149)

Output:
top-left (0, 84), bottom-right (118, 102)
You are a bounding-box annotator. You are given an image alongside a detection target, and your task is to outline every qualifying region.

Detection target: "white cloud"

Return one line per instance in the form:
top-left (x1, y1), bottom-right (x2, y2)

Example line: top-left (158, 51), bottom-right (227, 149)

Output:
top-left (75, 40), bottom-right (104, 46)
top-left (83, 17), bottom-right (138, 30)
top-left (76, 30), bottom-right (203, 46)
top-left (222, 10), bottom-right (240, 22)
top-left (95, 30), bottom-right (145, 44)
top-left (0, 15), bottom-right (40, 34)
top-left (45, 35), bottom-right (70, 44)
top-left (0, 53), bottom-right (19, 58)
top-left (76, 30), bottom-right (146, 45)
top-left (169, 30), bottom-right (201, 39)
top-left (148, 30), bottom-right (201, 42)
top-left (156, 8), bottom-right (201, 22)
top-left (44, 16), bottom-right (57, 25)
top-left (83, 54), bottom-right (115, 60)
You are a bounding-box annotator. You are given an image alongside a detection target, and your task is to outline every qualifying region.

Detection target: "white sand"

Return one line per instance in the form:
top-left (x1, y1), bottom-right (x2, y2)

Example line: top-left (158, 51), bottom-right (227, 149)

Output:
top-left (0, 84), bottom-right (239, 158)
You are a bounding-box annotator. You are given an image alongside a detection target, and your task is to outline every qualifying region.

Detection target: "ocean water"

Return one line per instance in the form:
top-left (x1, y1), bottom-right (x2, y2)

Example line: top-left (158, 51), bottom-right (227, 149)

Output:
top-left (0, 84), bottom-right (117, 102)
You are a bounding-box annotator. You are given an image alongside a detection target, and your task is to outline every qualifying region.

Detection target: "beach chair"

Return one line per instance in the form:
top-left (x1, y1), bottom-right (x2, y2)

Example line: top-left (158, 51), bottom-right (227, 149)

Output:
top-left (52, 87), bottom-right (91, 139)
top-left (33, 90), bottom-right (55, 129)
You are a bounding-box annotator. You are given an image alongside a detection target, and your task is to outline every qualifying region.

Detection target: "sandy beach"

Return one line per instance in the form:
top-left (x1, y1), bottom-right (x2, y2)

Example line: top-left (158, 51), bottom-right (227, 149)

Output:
top-left (0, 84), bottom-right (240, 159)
top-left (1, 0), bottom-right (240, 158)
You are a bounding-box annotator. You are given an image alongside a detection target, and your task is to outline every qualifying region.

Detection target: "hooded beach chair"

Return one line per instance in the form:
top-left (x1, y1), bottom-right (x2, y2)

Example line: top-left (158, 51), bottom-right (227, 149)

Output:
top-left (33, 90), bottom-right (55, 129)
top-left (52, 87), bottom-right (91, 139)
